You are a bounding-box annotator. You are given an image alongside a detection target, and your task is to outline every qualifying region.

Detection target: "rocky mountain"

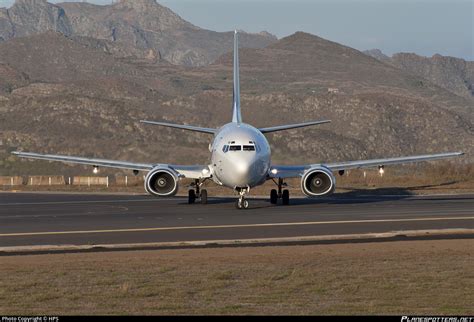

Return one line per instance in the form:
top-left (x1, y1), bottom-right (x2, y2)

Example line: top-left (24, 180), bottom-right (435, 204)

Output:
top-left (0, 31), bottom-right (137, 83)
top-left (363, 49), bottom-right (391, 63)
top-left (0, 0), bottom-right (73, 40)
top-left (0, 0), bottom-right (277, 66)
top-left (0, 31), bottom-right (472, 175)
top-left (364, 49), bottom-right (474, 100)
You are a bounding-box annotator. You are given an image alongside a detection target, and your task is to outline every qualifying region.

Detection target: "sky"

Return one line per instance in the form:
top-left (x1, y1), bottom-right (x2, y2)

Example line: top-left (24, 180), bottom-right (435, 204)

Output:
top-left (1, 0), bottom-right (472, 60)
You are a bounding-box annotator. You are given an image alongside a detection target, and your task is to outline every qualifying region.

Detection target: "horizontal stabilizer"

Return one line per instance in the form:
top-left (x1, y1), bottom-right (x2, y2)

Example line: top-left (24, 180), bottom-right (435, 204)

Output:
top-left (259, 120), bottom-right (331, 134)
top-left (140, 120), bottom-right (217, 134)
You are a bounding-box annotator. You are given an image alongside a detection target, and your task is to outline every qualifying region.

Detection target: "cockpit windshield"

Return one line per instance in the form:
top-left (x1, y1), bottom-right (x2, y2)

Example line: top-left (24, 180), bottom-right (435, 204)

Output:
top-left (222, 143), bottom-right (257, 153)
top-left (243, 145), bottom-right (255, 151)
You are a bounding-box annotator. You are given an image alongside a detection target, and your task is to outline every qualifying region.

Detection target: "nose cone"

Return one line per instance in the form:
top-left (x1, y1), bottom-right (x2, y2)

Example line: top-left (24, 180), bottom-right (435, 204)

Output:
top-left (228, 155), bottom-right (256, 187)
top-left (234, 159), bottom-right (249, 176)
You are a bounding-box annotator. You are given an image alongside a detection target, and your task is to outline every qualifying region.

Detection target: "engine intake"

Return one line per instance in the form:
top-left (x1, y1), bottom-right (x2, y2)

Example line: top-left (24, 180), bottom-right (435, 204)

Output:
top-left (145, 167), bottom-right (179, 197)
top-left (301, 166), bottom-right (335, 197)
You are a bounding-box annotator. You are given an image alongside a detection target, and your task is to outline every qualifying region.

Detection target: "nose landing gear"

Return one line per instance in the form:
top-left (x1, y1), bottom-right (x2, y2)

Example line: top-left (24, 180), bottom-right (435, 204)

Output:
top-left (235, 187), bottom-right (250, 209)
top-left (236, 197), bottom-right (249, 209)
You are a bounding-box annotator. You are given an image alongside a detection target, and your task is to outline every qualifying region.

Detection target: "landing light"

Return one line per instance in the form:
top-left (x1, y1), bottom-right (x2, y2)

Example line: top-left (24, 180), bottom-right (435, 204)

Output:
top-left (202, 168), bottom-right (210, 175)
top-left (271, 169), bottom-right (278, 175)
top-left (93, 166), bottom-right (99, 174)
top-left (378, 166), bottom-right (385, 176)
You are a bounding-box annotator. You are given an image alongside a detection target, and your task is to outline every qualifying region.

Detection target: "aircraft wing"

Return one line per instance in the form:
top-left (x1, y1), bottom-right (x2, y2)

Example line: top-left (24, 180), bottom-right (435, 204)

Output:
top-left (11, 152), bottom-right (211, 179)
top-left (269, 152), bottom-right (464, 178)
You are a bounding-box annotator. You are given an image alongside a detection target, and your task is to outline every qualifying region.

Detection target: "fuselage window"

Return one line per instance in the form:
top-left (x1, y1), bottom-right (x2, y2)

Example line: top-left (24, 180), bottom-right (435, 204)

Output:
top-left (222, 145), bottom-right (229, 153)
top-left (229, 145), bottom-right (241, 151)
top-left (243, 145), bottom-right (255, 151)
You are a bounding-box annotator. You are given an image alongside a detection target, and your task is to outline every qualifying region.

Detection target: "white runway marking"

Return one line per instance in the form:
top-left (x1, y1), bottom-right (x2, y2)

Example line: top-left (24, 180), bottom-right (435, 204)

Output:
top-left (0, 216), bottom-right (472, 237)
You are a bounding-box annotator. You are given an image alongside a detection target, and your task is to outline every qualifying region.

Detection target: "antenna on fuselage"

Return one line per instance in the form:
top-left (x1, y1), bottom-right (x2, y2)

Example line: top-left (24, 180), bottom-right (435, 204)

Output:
top-left (232, 30), bottom-right (242, 124)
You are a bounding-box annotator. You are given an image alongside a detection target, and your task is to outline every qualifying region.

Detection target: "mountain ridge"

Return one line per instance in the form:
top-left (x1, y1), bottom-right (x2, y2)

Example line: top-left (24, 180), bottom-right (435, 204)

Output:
top-left (364, 49), bottom-right (474, 100)
top-left (0, 0), bottom-right (277, 66)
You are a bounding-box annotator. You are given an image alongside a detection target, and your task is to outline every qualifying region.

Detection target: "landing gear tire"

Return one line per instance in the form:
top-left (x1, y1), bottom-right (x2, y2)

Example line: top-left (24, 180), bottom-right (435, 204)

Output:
top-left (270, 189), bottom-right (278, 204)
top-left (272, 178), bottom-right (289, 206)
top-left (188, 189), bottom-right (196, 204)
top-left (282, 189), bottom-right (290, 205)
top-left (236, 198), bottom-right (249, 209)
top-left (200, 189), bottom-right (208, 205)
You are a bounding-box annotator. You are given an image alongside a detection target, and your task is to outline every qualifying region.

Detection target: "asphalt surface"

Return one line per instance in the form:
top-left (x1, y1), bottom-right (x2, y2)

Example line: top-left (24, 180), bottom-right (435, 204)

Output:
top-left (0, 192), bottom-right (473, 248)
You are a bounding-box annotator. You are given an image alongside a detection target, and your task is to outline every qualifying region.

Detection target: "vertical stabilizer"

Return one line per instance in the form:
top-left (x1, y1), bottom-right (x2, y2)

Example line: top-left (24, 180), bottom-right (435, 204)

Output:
top-left (232, 30), bottom-right (242, 123)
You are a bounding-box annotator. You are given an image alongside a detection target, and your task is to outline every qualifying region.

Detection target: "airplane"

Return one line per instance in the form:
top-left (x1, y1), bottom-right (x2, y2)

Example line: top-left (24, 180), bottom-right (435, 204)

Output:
top-left (12, 31), bottom-right (463, 209)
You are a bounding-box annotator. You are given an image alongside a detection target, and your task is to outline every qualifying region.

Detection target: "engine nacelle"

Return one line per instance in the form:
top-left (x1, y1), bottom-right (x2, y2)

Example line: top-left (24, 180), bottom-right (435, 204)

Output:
top-left (145, 167), bottom-right (179, 197)
top-left (301, 166), bottom-right (336, 197)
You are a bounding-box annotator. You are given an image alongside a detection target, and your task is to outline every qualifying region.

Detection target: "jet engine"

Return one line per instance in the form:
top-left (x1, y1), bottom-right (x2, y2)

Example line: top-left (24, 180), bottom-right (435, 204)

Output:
top-left (145, 167), bottom-right (179, 197)
top-left (301, 166), bottom-right (336, 197)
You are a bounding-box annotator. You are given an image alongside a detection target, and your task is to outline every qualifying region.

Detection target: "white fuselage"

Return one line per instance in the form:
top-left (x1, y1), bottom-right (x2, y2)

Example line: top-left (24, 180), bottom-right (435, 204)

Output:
top-left (210, 122), bottom-right (271, 189)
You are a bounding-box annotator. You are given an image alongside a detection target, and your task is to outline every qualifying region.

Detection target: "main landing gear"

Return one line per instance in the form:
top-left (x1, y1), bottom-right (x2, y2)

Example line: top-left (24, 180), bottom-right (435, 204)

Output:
top-left (270, 178), bottom-right (290, 205)
top-left (235, 187), bottom-right (250, 209)
top-left (188, 179), bottom-right (208, 205)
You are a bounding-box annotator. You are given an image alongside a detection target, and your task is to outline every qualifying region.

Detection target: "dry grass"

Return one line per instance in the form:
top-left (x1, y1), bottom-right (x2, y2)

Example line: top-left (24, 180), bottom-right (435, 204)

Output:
top-left (0, 239), bottom-right (473, 315)
top-left (333, 162), bottom-right (474, 194)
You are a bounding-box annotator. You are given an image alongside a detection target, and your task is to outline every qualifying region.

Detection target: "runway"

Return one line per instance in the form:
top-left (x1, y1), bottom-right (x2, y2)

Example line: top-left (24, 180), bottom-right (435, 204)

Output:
top-left (0, 192), bottom-right (472, 250)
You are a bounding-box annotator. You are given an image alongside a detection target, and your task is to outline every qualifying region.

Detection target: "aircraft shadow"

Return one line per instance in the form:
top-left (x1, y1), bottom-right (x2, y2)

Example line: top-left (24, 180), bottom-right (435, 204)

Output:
top-left (179, 181), bottom-right (466, 208)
